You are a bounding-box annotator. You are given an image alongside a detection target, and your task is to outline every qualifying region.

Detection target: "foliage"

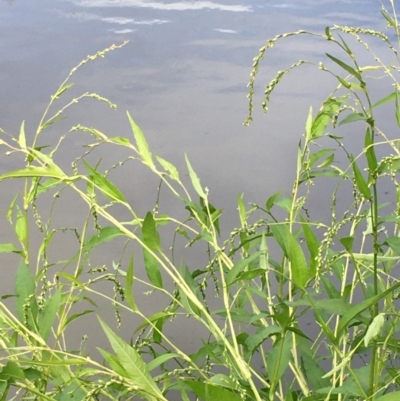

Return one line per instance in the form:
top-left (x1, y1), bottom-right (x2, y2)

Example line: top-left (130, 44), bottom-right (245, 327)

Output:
top-left (1, 1), bottom-right (400, 400)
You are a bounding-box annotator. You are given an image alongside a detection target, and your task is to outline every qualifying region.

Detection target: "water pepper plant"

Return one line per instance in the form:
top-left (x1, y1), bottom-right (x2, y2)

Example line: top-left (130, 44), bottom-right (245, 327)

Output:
top-left (1, 1), bottom-right (400, 400)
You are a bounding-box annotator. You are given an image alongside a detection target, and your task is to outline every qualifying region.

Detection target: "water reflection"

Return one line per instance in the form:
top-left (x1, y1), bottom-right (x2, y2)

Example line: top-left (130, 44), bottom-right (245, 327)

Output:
top-left (65, 0), bottom-right (252, 12)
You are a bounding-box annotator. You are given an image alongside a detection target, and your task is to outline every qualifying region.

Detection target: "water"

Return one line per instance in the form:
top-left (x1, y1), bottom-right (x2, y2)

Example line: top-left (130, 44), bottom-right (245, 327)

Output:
top-left (0, 0), bottom-right (392, 385)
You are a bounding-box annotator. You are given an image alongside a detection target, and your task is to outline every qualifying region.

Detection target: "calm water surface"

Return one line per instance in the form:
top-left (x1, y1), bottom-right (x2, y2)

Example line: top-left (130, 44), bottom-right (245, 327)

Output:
top-left (0, 0), bottom-right (389, 355)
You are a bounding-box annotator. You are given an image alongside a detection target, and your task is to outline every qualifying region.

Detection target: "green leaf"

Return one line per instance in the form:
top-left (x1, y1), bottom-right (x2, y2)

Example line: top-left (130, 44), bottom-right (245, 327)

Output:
top-left (15, 208), bottom-right (27, 249)
top-left (225, 251), bottom-right (262, 286)
top-left (339, 113), bottom-right (367, 126)
top-left (54, 83), bottom-right (74, 99)
top-left (266, 191), bottom-right (284, 212)
top-left (338, 280), bottom-right (400, 336)
top-left (0, 244), bottom-right (19, 253)
top-left (351, 156), bottom-right (371, 199)
top-left (340, 236), bottom-right (355, 252)
top-left (372, 91), bottom-right (398, 109)
top-left (1, 361), bottom-right (25, 381)
top-left (336, 75), bottom-right (351, 89)
top-left (97, 347), bottom-right (128, 378)
top-left (381, 9), bottom-right (397, 28)
top-left (364, 128), bottom-right (377, 173)
top-left (185, 381), bottom-right (242, 401)
top-left (147, 353), bottom-right (181, 372)
top-left (18, 121), bottom-right (26, 149)
top-left (301, 353), bottom-right (329, 391)
top-left (311, 97), bottom-right (343, 139)
top-left (396, 92), bottom-right (400, 128)
top-left (326, 53), bottom-right (362, 81)
top-left (267, 333), bottom-right (292, 388)
top-left (40, 116), bottom-right (67, 131)
top-left (135, 311), bottom-right (175, 333)
top-left (156, 156), bottom-right (180, 181)
top-left (142, 212), bottom-right (163, 288)
top-left (38, 289), bottom-right (62, 341)
top-left (317, 154), bottom-right (334, 168)
top-left (245, 326), bottom-right (282, 356)
top-left (185, 154), bottom-right (206, 199)
top-left (237, 193), bottom-right (247, 227)
top-left (98, 317), bottom-right (166, 400)
top-left (0, 166), bottom-right (66, 183)
top-left (15, 260), bottom-right (38, 329)
top-left (384, 236), bottom-right (400, 254)
top-left (321, 276), bottom-right (340, 299)
top-left (364, 313), bottom-right (385, 347)
top-left (83, 226), bottom-right (125, 254)
top-left (308, 149), bottom-right (334, 168)
top-left (82, 160), bottom-right (126, 202)
top-left (63, 310), bottom-right (94, 329)
top-left (127, 111), bottom-right (155, 169)
top-left (301, 218), bottom-right (318, 279)
top-left (305, 107), bottom-right (313, 141)
top-left (142, 212), bottom-right (161, 251)
top-left (271, 224), bottom-right (309, 289)
top-left (375, 392), bottom-right (400, 401)
top-left (325, 26), bottom-right (332, 40)
top-left (125, 254), bottom-right (138, 311)
top-left (110, 136), bottom-right (131, 145)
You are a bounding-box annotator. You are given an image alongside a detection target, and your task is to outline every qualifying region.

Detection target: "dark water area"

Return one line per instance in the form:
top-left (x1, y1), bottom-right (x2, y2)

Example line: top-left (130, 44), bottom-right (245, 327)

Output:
top-left (0, 0), bottom-right (395, 366)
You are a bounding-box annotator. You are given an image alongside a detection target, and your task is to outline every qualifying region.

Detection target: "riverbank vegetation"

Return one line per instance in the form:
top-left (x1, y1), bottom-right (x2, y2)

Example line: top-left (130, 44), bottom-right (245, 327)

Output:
top-left (1, 1), bottom-right (400, 400)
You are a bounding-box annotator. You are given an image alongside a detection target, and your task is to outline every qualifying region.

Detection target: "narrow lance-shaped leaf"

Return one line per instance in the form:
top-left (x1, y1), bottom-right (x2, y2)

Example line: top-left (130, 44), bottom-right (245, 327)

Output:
top-left (15, 260), bottom-right (38, 330)
top-left (381, 9), bottom-right (397, 28)
top-left (185, 381), bottom-right (242, 401)
top-left (375, 392), bottom-right (400, 401)
top-left (364, 127), bottom-right (377, 174)
top-left (311, 97), bottom-right (343, 139)
top-left (38, 289), bottom-right (62, 341)
top-left (372, 91), bottom-right (399, 109)
top-left (237, 193), bottom-right (247, 228)
top-left (19, 121), bottom-right (26, 149)
top-left (83, 226), bottom-right (125, 254)
top-left (127, 111), bottom-right (155, 169)
top-left (339, 112), bottom-right (367, 126)
top-left (156, 155), bottom-right (180, 181)
top-left (396, 92), bottom-right (400, 128)
top-left (15, 208), bottom-right (27, 254)
top-left (305, 107), bottom-right (313, 141)
top-left (185, 154), bottom-right (206, 199)
top-left (338, 280), bottom-right (400, 336)
top-left (226, 251), bottom-right (263, 286)
top-left (271, 224), bottom-right (309, 289)
top-left (125, 254), bottom-right (138, 311)
top-left (351, 156), bottom-right (371, 199)
top-left (364, 313), bottom-right (385, 347)
top-left (142, 212), bottom-right (163, 288)
top-left (82, 160), bottom-right (126, 202)
top-left (300, 217), bottom-right (318, 280)
top-left (98, 317), bottom-right (166, 401)
top-left (326, 53), bottom-right (362, 81)
top-left (97, 348), bottom-right (128, 378)
top-left (54, 83), bottom-right (74, 99)
top-left (267, 333), bottom-right (292, 389)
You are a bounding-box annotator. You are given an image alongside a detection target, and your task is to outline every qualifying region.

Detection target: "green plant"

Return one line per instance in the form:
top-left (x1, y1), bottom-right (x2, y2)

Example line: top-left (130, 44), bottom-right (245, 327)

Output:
top-left (2, 1), bottom-right (400, 400)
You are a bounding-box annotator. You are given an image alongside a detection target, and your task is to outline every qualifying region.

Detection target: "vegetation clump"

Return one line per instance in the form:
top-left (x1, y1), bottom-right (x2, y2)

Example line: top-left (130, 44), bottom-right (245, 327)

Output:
top-left (1, 1), bottom-right (400, 400)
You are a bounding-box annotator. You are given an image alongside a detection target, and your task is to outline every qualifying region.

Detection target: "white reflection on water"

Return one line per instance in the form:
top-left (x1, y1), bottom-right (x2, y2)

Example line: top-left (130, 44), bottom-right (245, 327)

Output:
top-left (214, 28), bottom-right (237, 34)
top-left (65, 12), bottom-right (170, 25)
top-left (66, 0), bottom-right (252, 12)
top-left (112, 28), bottom-right (136, 33)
